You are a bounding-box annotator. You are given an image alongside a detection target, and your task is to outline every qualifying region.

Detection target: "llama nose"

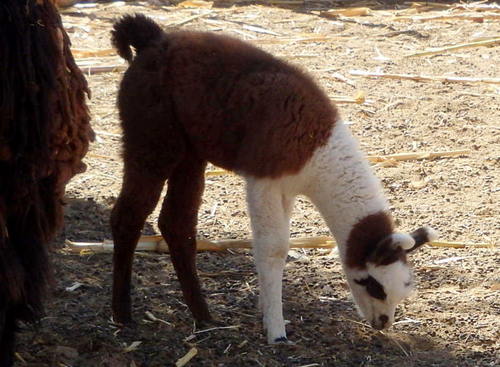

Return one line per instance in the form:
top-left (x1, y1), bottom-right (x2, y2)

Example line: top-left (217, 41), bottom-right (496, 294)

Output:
top-left (379, 314), bottom-right (389, 327)
top-left (372, 314), bottom-right (389, 330)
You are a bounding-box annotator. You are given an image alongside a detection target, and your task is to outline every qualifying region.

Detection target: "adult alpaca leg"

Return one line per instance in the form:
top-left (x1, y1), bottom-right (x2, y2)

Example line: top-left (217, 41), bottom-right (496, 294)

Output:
top-left (158, 152), bottom-right (211, 322)
top-left (246, 177), bottom-right (294, 344)
top-left (111, 165), bottom-right (173, 324)
top-left (0, 309), bottom-right (15, 367)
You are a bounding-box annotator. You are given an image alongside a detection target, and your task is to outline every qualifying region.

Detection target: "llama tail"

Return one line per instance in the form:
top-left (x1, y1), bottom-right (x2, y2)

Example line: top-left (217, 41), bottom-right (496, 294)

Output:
top-left (111, 14), bottom-right (165, 62)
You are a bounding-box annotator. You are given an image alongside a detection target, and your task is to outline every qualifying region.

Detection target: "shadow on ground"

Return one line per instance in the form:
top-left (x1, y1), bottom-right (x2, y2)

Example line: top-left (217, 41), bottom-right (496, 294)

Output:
top-left (15, 248), bottom-right (478, 366)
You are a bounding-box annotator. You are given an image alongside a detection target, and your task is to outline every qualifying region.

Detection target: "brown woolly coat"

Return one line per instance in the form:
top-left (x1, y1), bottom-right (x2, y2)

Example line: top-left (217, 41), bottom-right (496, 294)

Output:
top-left (118, 30), bottom-right (337, 178)
top-left (0, 0), bottom-right (92, 364)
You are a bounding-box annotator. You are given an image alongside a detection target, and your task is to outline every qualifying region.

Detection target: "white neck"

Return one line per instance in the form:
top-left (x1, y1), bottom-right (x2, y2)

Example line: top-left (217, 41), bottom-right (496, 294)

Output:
top-left (301, 122), bottom-right (389, 259)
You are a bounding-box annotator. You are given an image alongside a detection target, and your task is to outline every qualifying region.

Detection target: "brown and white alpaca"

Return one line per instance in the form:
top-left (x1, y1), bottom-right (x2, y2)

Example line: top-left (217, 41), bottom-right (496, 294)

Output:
top-left (110, 14), bottom-right (437, 344)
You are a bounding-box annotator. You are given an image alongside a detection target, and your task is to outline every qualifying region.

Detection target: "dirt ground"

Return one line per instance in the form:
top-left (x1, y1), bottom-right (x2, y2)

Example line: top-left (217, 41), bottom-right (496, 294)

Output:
top-left (15, 1), bottom-right (499, 366)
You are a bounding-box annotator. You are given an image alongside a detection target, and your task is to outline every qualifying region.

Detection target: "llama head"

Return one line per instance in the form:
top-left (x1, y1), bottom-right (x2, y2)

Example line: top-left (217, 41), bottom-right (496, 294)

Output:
top-left (347, 226), bottom-right (437, 330)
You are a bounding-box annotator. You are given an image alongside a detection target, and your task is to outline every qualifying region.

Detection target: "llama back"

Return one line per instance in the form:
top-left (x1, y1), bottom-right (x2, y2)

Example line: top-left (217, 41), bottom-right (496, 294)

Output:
top-left (113, 14), bottom-right (339, 179)
top-left (162, 31), bottom-right (339, 178)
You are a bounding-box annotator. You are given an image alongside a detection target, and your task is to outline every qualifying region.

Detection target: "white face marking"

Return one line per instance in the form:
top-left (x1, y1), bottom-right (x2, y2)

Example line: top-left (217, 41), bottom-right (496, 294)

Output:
top-left (348, 260), bottom-right (414, 329)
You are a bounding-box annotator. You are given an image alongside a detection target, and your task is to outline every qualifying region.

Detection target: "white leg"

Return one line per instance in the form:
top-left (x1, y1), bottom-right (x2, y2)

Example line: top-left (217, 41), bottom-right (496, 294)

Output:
top-left (246, 177), bottom-right (294, 344)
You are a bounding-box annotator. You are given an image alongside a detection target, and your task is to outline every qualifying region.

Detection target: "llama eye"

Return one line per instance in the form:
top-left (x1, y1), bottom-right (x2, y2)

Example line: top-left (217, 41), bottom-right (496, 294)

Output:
top-left (404, 274), bottom-right (414, 287)
top-left (354, 276), bottom-right (387, 301)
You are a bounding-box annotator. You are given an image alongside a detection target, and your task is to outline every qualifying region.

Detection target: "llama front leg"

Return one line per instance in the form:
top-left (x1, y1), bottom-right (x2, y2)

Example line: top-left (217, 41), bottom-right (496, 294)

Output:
top-left (246, 178), bottom-right (294, 344)
top-left (158, 154), bottom-right (211, 322)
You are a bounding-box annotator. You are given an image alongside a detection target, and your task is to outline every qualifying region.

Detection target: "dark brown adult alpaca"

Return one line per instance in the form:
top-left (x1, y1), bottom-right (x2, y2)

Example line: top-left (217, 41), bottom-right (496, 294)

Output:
top-left (0, 0), bottom-right (92, 364)
top-left (111, 14), bottom-right (435, 344)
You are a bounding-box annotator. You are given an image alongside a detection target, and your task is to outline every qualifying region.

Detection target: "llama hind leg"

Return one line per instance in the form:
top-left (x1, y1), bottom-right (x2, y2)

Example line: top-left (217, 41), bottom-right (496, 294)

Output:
top-left (246, 178), bottom-right (294, 344)
top-left (158, 154), bottom-right (211, 322)
top-left (111, 166), bottom-right (173, 324)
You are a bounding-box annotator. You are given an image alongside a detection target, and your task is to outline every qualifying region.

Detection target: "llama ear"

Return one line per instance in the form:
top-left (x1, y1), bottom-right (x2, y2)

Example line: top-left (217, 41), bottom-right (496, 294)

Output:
top-left (406, 226), bottom-right (438, 253)
top-left (389, 233), bottom-right (416, 251)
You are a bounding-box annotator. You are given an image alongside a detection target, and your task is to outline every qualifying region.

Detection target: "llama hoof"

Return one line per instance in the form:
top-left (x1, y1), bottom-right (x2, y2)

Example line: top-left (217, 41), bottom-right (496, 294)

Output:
top-left (115, 319), bottom-right (137, 329)
top-left (270, 336), bottom-right (294, 345)
top-left (195, 318), bottom-right (222, 329)
top-left (112, 313), bottom-right (136, 327)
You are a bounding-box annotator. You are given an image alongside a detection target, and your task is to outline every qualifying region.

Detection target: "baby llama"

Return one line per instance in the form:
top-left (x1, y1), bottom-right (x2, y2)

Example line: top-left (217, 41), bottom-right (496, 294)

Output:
top-left (110, 14), bottom-right (437, 344)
